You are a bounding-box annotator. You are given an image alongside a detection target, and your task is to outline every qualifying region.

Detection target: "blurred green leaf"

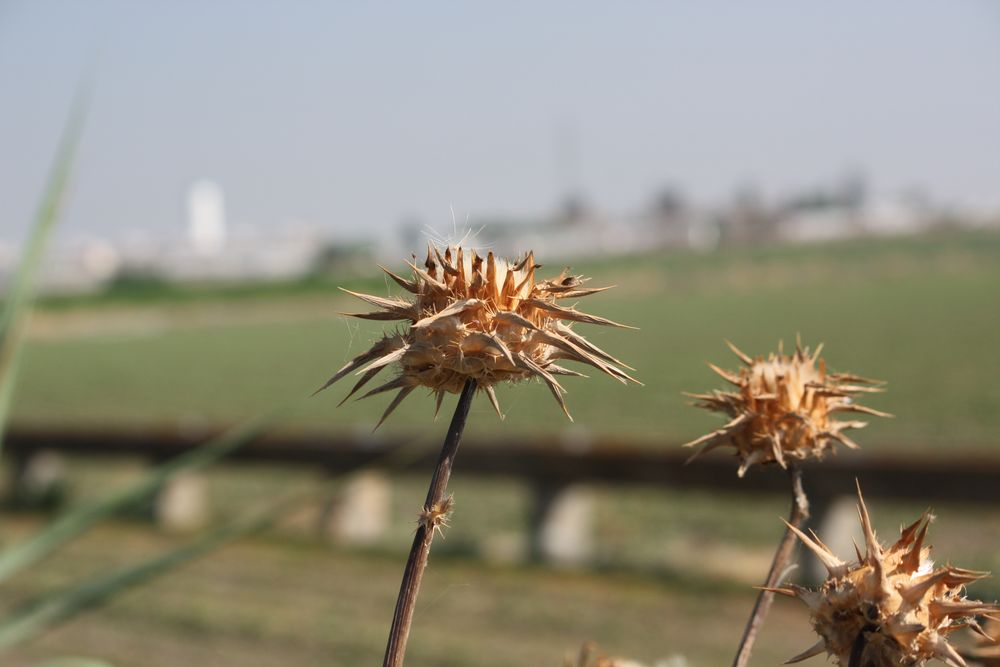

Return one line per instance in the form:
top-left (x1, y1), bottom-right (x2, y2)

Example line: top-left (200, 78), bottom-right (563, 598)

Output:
top-left (31, 659), bottom-right (116, 667)
top-left (0, 410), bottom-right (282, 583)
top-left (0, 88), bottom-right (89, 458)
top-left (0, 492), bottom-right (293, 652)
top-left (0, 435), bottom-right (424, 652)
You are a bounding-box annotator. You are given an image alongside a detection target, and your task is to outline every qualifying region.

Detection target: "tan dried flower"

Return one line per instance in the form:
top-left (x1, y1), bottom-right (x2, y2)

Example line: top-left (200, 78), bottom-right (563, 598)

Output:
top-left (773, 484), bottom-right (999, 667)
top-left (683, 339), bottom-right (889, 476)
top-left (317, 244), bottom-right (637, 426)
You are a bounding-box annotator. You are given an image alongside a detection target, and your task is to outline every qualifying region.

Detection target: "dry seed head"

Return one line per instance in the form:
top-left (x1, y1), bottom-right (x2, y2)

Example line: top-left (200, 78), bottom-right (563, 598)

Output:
top-left (776, 484), bottom-right (999, 667)
top-left (683, 339), bottom-right (889, 476)
top-left (317, 244), bottom-right (638, 426)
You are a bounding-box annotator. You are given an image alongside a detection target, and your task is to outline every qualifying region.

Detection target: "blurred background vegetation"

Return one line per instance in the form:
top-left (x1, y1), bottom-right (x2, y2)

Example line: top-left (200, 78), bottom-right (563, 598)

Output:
top-left (3, 230), bottom-right (1000, 666)
top-left (3, 3), bottom-right (999, 666)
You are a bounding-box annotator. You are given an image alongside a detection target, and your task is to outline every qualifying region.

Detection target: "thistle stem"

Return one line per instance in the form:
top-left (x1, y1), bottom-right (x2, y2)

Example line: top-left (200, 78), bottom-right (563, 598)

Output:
top-left (848, 626), bottom-right (873, 667)
top-left (732, 464), bottom-right (810, 667)
top-left (382, 378), bottom-right (477, 667)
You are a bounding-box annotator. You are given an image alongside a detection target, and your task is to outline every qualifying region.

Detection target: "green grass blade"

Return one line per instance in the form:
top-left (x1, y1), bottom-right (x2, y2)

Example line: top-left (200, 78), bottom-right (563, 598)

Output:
top-left (0, 409), bottom-right (282, 583)
top-left (31, 659), bottom-right (116, 667)
top-left (0, 88), bottom-right (90, 459)
top-left (0, 495), bottom-right (289, 652)
top-left (0, 436), bottom-right (425, 652)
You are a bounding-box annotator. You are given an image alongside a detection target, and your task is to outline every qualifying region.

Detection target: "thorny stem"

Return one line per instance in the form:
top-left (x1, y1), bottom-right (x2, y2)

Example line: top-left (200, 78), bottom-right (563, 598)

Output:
top-left (732, 464), bottom-right (810, 667)
top-left (382, 378), bottom-right (477, 667)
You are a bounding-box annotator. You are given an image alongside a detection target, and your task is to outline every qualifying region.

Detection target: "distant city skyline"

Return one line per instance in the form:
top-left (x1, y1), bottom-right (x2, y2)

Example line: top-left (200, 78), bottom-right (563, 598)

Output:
top-left (2, 1), bottom-right (998, 247)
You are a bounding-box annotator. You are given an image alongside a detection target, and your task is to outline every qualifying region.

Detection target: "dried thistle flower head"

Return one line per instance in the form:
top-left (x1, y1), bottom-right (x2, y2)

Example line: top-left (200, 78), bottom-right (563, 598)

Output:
top-left (773, 483), bottom-right (999, 667)
top-left (683, 339), bottom-right (889, 476)
top-left (317, 244), bottom-right (638, 426)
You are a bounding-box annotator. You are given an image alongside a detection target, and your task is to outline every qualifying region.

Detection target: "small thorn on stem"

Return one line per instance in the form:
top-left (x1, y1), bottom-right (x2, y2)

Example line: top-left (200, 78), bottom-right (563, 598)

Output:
top-left (418, 495), bottom-right (454, 539)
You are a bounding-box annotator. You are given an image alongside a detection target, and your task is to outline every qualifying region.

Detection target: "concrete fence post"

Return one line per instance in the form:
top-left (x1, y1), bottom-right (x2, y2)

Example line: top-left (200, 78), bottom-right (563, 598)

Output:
top-left (323, 469), bottom-right (392, 545)
top-left (5, 449), bottom-right (68, 511)
top-left (154, 472), bottom-right (210, 532)
top-left (530, 481), bottom-right (593, 566)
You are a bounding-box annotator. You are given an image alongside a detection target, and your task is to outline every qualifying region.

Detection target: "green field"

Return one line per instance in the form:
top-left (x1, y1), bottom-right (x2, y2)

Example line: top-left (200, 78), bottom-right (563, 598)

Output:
top-left (12, 231), bottom-right (1000, 451)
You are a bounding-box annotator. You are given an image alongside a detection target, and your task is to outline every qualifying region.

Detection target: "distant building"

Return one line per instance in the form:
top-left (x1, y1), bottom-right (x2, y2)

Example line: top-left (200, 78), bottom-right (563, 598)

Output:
top-left (1, 179), bottom-right (373, 294)
top-left (36, 238), bottom-right (122, 294)
top-left (642, 187), bottom-right (718, 251)
top-left (187, 180), bottom-right (226, 256)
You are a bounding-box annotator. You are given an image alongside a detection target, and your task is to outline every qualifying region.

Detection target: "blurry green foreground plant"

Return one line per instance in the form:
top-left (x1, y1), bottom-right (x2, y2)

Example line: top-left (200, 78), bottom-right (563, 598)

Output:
top-left (0, 89), bottom-right (283, 659)
top-left (31, 659), bottom-right (117, 667)
top-left (0, 83), bottom-right (88, 459)
top-left (0, 404), bottom-right (441, 656)
top-left (319, 243), bottom-right (637, 667)
top-left (0, 479), bottom-right (290, 651)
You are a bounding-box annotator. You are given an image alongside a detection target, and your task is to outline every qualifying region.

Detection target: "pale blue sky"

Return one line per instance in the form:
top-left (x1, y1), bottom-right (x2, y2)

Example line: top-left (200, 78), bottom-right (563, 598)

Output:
top-left (1, 1), bottom-right (998, 244)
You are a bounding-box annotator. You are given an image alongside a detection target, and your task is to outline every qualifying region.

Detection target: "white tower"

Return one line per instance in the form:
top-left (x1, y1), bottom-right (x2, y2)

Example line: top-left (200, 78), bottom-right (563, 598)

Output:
top-left (187, 180), bottom-right (226, 255)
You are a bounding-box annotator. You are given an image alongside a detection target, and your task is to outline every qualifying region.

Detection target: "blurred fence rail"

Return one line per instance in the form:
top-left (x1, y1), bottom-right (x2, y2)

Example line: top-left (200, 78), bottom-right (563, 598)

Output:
top-left (4, 423), bottom-right (999, 568)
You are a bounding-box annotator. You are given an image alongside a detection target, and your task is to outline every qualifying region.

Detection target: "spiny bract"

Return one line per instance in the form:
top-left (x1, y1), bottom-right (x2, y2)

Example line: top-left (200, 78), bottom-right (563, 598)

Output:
top-left (772, 483), bottom-right (999, 667)
top-left (683, 339), bottom-right (889, 476)
top-left (969, 617), bottom-right (1000, 664)
top-left (317, 244), bottom-right (637, 426)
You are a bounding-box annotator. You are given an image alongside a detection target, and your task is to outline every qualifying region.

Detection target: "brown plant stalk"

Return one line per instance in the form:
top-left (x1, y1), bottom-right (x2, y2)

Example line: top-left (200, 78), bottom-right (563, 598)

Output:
top-left (382, 378), bottom-right (477, 667)
top-left (732, 464), bottom-right (810, 667)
